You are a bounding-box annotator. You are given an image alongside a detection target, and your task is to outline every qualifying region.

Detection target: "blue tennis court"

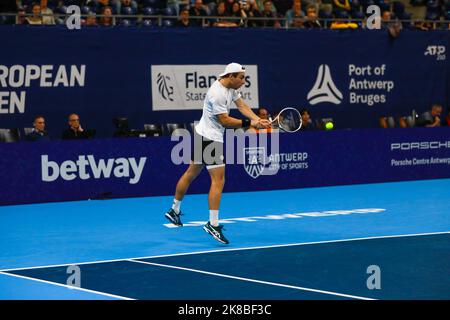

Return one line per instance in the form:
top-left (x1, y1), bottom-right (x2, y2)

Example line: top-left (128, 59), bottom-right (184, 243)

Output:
top-left (1, 178), bottom-right (449, 300)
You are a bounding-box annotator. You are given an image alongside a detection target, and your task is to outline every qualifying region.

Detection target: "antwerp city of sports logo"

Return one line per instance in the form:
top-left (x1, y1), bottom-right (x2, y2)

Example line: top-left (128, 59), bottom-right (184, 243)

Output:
top-left (307, 64), bottom-right (343, 105)
top-left (244, 147), bottom-right (265, 179)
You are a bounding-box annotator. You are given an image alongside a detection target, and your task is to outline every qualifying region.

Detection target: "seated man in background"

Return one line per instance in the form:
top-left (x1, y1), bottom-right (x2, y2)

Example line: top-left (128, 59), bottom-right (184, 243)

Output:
top-left (175, 6), bottom-right (191, 27)
top-left (303, 5), bottom-right (321, 29)
top-left (84, 12), bottom-right (98, 26)
top-left (189, 0), bottom-right (209, 27)
top-left (98, 6), bottom-right (115, 26)
top-left (62, 113), bottom-right (93, 139)
top-left (381, 10), bottom-right (402, 38)
top-left (40, 0), bottom-right (55, 25)
top-left (212, 1), bottom-right (238, 27)
top-left (285, 0), bottom-right (305, 29)
top-left (416, 104), bottom-right (442, 127)
top-left (299, 109), bottom-right (316, 131)
top-left (26, 115), bottom-right (50, 141)
top-left (260, 0), bottom-right (281, 28)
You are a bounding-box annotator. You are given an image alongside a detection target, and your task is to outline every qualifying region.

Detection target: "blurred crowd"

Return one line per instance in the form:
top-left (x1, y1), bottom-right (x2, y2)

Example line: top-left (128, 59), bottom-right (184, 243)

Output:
top-left (0, 0), bottom-right (449, 30)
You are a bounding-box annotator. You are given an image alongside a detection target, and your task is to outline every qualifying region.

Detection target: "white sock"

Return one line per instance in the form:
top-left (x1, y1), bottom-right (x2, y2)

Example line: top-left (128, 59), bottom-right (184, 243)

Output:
top-left (172, 199), bottom-right (181, 214)
top-left (209, 210), bottom-right (219, 227)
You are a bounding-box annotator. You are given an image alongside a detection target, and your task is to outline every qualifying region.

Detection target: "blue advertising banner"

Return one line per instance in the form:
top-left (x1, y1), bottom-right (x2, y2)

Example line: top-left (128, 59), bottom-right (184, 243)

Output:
top-left (0, 27), bottom-right (448, 138)
top-left (0, 127), bottom-right (449, 206)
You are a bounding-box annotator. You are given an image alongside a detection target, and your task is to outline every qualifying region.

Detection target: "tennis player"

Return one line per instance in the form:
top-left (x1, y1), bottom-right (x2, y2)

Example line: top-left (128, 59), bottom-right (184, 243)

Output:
top-left (165, 63), bottom-right (271, 244)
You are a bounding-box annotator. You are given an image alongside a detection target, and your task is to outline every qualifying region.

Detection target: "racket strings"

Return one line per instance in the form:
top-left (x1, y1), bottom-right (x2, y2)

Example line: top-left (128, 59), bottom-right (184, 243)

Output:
top-left (278, 108), bottom-right (302, 132)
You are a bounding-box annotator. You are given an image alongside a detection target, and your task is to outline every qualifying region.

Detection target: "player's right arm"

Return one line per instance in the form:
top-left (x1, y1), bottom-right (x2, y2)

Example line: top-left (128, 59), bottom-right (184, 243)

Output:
top-left (212, 95), bottom-right (263, 129)
top-left (216, 113), bottom-right (265, 129)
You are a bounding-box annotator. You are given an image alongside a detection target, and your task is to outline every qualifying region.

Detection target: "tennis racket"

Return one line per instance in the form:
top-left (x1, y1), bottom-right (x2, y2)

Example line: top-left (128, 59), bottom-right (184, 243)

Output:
top-left (269, 107), bottom-right (302, 133)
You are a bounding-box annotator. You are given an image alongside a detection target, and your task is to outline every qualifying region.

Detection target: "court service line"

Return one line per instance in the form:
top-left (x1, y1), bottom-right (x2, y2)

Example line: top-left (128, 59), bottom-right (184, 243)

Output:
top-left (127, 259), bottom-right (375, 300)
top-left (1, 231), bottom-right (448, 273)
top-left (0, 271), bottom-right (134, 300)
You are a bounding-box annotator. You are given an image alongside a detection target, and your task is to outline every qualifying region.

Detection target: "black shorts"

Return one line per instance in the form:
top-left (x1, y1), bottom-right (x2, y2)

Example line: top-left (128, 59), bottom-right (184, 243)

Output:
top-left (191, 131), bottom-right (225, 168)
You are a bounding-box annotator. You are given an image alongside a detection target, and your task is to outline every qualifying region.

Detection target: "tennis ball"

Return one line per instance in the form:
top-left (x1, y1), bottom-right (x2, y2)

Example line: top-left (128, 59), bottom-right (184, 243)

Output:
top-left (325, 122), bottom-right (334, 130)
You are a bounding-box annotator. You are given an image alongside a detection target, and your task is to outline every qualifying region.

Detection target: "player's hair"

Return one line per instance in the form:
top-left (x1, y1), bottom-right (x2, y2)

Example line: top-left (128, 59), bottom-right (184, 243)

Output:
top-left (222, 72), bottom-right (243, 79)
top-left (300, 109), bottom-right (310, 116)
top-left (33, 115), bottom-right (45, 123)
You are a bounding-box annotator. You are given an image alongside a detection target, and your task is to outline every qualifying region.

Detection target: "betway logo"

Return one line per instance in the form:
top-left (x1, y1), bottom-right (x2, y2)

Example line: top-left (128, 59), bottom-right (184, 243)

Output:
top-left (307, 64), bottom-right (343, 105)
top-left (41, 155), bottom-right (147, 184)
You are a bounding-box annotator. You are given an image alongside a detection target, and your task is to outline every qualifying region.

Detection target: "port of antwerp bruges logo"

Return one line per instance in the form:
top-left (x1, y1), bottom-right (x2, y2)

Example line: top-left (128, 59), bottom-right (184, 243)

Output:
top-left (157, 72), bottom-right (174, 101)
top-left (244, 147), bottom-right (265, 179)
top-left (307, 64), bottom-right (343, 105)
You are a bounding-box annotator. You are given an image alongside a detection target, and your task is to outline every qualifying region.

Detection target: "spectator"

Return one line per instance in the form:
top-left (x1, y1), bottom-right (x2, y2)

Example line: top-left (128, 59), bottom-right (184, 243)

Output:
top-left (305, 0), bottom-right (332, 14)
top-left (230, 0), bottom-right (246, 26)
top-left (260, 0), bottom-right (281, 28)
top-left (303, 4), bottom-right (321, 28)
top-left (319, 0), bottom-right (333, 15)
top-left (381, 10), bottom-right (402, 38)
top-left (212, 1), bottom-right (238, 27)
top-left (99, 6), bottom-right (114, 26)
top-left (175, 6), bottom-right (191, 27)
top-left (256, 0), bottom-right (276, 13)
top-left (62, 113), bottom-right (92, 139)
top-left (224, 0), bottom-right (237, 15)
top-left (416, 104), bottom-right (443, 127)
top-left (189, 0), bottom-right (208, 27)
top-left (299, 109), bottom-right (316, 130)
top-left (379, 116), bottom-right (395, 128)
top-left (242, 0), bottom-right (261, 27)
top-left (24, 3), bottom-right (43, 25)
top-left (381, 10), bottom-right (392, 28)
top-left (16, 6), bottom-right (27, 25)
top-left (84, 12), bottom-right (98, 26)
top-left (40, 0), bottom-right (55, 25)
top-left (26, 116), bottom-right (50, 142)
top-left (285, 0), bottom-right (305, 28)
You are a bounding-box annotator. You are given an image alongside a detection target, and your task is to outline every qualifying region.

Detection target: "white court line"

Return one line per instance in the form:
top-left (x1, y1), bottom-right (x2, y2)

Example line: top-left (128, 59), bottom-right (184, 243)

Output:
top-left (1, 231), bottom-right (449, 273)
top-left (0, 271), bottom-right (134, 300)
top-left (127, 259), bottom-right (375, 301)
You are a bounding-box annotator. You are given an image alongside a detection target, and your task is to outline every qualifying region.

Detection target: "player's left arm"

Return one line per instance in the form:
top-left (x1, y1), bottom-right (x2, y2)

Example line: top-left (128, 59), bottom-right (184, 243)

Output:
top-left (234, 98), bottom-right (260, 121)
top-left (234, 98), bottom-right (271, 128)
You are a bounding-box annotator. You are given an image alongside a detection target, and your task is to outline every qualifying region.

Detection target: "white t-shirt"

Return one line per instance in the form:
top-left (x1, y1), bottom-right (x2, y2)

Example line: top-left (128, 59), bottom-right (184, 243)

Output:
top-left (195, 80), bottom-right (241, 143)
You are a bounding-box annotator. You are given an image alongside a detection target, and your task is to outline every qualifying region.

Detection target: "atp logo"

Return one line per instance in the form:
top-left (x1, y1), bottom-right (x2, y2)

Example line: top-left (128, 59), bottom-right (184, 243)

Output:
top-left (157, 72), bottom-right (174, 101)
top-left (424, 45), bottom-right (446, 61)
top-left (307, 64), bottom-right (343, 105)
top-left (243, 147), bottom-right (265, 179)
